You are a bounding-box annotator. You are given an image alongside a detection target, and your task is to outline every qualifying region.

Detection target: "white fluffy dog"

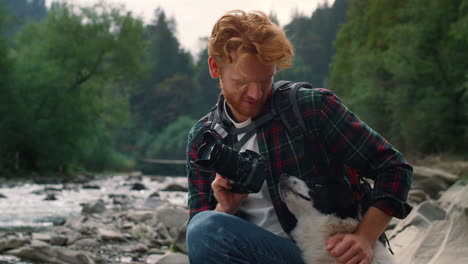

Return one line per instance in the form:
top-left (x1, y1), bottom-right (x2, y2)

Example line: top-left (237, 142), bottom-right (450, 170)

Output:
top-left (279, 175), bottom-right (395, 264)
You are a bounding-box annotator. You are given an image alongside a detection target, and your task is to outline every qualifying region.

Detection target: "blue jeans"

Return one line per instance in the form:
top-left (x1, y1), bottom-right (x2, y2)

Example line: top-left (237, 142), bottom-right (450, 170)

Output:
top-left (186, 211), bottom-right (305, 264)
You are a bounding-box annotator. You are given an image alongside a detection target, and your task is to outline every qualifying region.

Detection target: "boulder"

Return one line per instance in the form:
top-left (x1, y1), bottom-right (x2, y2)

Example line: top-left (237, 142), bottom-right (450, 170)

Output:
top-left (390, 180), bottom-right (468, 264)
top-left (153, 206), bottom-right (188, 232)
top-left (0, 237), bottom-right (26, 251)
top-left (8, 245), bottom-right (95, 264)
top-left (0, 193), bottom-right (6, 198)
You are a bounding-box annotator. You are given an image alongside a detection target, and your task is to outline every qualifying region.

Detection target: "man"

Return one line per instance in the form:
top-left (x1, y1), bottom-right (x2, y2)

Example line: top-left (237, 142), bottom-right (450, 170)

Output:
top-left (186, 10), bottom-right (412, 264)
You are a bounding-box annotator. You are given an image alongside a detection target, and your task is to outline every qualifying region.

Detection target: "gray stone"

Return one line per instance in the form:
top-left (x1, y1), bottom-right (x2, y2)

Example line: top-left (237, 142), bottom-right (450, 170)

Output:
top-left (0, 237), bottom-right (26, 251)
top-left (81, 199), bottom-right (106, 214)
top-left (413, 166), bottom-right (459, 185)
top-left (149, 252), bottom-right (188, 264)
top-left (171, 224), bottom-right (187, 254)
top-left (8, 245), bottom-right (95, 264)
top-left (407, 189), bottom-right (429, 204)
top-left (69, 238), bottom-right (99, 249)
top-left (127, 210), bottom-right (154, 222)
top-left (32, 233), bottom-right (51, 242)
top-left (50, 235), bottom-right (68, 246)
top-left (154, 206), bottom-right (188, 232)
top-left (131, 224), bottom-right (155, 241)
top-left (31, 240), bottom-right (49, 247)
top-left (144, 197), bottom-right (164, 209)
top-left (65, 215), bottom-right (87, 230)
top-left (98, 228), bottom-right (125, 241)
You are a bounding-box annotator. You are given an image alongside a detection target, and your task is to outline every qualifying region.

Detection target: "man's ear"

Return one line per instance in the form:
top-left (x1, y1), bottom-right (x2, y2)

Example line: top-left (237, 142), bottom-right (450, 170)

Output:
top-left (208, 56), bottom-right (220, 79)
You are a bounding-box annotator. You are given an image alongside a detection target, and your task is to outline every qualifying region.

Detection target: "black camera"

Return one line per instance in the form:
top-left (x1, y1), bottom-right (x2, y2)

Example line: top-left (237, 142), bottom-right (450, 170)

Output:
top-left (192, 130), bottom-right (267, 193)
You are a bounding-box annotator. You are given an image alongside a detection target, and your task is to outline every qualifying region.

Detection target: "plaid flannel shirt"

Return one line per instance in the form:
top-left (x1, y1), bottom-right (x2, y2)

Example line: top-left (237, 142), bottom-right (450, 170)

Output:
top-left (186, 87), bottom-right (413, 234)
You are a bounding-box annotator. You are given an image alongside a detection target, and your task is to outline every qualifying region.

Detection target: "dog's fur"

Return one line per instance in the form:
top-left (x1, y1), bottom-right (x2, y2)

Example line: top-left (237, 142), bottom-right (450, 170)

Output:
top-left (279, 175), bottom-right (395, 264)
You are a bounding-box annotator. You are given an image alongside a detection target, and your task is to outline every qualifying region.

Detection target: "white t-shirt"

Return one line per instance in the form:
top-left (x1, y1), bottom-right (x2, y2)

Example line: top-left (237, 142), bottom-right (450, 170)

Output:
top-left (224, 102), bottom-right (287, 238)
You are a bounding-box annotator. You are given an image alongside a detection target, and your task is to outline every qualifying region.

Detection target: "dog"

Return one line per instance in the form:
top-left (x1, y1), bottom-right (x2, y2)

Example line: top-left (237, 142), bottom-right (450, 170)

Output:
top-left (278, 174), bottom-right (396, 264)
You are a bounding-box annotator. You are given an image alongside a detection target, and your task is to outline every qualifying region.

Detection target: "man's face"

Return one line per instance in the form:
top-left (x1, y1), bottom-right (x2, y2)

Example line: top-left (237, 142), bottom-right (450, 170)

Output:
top-left (209, 51), bottom-right (276, 122)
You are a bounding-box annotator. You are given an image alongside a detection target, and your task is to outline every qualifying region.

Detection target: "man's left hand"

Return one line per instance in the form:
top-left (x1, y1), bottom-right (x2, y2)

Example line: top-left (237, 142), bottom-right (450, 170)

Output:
top-left (326, 233), bottom-right (374, 264)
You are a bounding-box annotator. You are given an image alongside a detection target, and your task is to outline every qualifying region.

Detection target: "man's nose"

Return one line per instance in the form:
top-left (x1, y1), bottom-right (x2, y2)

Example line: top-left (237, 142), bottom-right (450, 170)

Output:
top-left (246, 82), bottom-right (263, 100)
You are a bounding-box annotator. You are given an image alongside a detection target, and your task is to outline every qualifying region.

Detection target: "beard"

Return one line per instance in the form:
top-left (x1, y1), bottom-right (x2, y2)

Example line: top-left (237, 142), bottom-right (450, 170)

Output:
top-left (222, 88), bottom-right (270, 122)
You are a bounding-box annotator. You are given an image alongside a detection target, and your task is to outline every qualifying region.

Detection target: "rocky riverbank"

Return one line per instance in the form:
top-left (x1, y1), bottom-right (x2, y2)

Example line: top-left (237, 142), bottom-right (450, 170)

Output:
top-left (0, 173), bottom-right (190, 264)
top-left (0, 161), bottom-right (467, 264)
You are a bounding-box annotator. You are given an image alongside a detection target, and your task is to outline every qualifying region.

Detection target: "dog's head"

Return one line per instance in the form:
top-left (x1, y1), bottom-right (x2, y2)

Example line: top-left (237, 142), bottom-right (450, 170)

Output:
top-left (279, 174), bottom-right (315, 218)
top-left (279, 174), bottom-right (358, 220)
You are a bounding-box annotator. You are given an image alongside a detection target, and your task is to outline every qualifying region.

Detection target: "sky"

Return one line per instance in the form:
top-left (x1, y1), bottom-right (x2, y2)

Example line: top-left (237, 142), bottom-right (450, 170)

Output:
top-left (44, 0), bottom-right (335, 57)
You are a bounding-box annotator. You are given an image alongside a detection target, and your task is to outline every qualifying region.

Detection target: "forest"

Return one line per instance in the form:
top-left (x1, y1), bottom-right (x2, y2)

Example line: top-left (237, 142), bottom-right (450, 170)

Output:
top-left (0, 0), bottom-right (466, 177)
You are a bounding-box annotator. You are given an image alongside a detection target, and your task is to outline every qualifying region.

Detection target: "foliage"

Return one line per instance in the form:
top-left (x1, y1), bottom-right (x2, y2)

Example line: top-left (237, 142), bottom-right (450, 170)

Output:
top-left (329, 0), bottom-right (468, 154)
top-left (4, 0), bottom-right (47, 36)
top-left (146, 115), bottom-right (197, 160)
top-left (131, 9), bottom-right (194, 135)
top-left (1, 3), bottom-right (146, 173)
top-left (278, 0), bottom-right (348, 87)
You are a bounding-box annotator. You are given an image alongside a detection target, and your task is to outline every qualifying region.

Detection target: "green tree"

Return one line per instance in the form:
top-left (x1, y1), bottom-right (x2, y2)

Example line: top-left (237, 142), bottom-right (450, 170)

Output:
top-left (279, 0), bottom-right (348, 87)
top-left (131, 9), bottom-right (194, 134)
top-left (4, 0), bottom-right (47, 36)
top-left (329, 0), bottom-right (468, 154)
top-left (5, 3), bottom-right (146, 173)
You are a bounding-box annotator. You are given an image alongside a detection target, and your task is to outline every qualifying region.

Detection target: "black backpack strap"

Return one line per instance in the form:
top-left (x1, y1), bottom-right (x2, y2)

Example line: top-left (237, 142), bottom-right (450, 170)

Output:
top-left (272, 81), bottom-right (313, 156)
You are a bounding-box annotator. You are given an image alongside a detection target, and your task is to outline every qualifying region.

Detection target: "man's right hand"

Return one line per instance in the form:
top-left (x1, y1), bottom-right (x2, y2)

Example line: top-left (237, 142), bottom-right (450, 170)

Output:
top-left (212, 173), bottom-right (248, 215)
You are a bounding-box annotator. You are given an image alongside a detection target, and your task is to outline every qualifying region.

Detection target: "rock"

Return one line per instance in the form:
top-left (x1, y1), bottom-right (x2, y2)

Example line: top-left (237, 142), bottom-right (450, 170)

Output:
top-left (44, 193), bottom-right (58, 201)
top-left (109, 193), bottom-right (131, 205)
top-left (131, 224), bottom-right (155, 242)
top-left (390, 180), bottom-right (468, 264)
top-left (144, 196), bottom-right (164, 209)
top-left (65, 215), bottom-right (87, 230)
top-left (131, 182), bottom-right (148, 191)
top-left (407, 189), bottom-right (429, 204)
top-left (0, 237), bottom-right (26, 251)
top-left (411, 173), bottom-right (449, 199)
top-left (413, 166), bottom-right (459, 185)
top-left (161, 184), bottom-right (188, 192)
top-left (0, 193), bottom-right (6, 198)
top-left (31, 239), bottom-right (49, 247)
top-left (32, 233), bottom-right (51, 242)
top-left (81, 199), bottom-right (106, 214)
top-left (69, 238), bottom-right (100, 249)
top-left (98, 228), bottom-right (125, 241)
top-left (121, 243), bottom-right (148, 253)
top-left (147, 252), bottom-right (188, 264)
top-left (153, 206), bottom-right (188, 232)
top-left (127, 210), bottom-right (154, 223)
top-left (8, 245), bottom-right (95, 264)
top-left (171, 224), bottom-right (187, 254)
top-left (149, 191), bottom-right (160, 198)
top-left (50, 235), bottom-right (68, 246)
top-left (82, 184), bottom-right (100, 190)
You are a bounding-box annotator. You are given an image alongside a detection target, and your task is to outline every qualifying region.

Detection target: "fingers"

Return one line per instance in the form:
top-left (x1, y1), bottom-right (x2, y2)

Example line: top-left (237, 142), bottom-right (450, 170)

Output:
top-left (330, 237), bottom-right (353, 259)
top-left (327, 234), bottom-right (373, 264)
top-left (211, 173), bottom-right (231, 192)
top-left (327, 233), bottom-right (345, 251)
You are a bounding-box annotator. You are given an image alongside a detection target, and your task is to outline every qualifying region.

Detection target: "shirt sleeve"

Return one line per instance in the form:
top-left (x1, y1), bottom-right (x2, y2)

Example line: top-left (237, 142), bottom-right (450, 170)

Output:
top-left (186, 120), bottom-right (217, 221)
top-left (301, 88), bottom-right (413, 219)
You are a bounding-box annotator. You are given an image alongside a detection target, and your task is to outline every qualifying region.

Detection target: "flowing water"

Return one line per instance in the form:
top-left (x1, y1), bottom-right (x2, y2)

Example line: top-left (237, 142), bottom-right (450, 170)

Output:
top-left (0, 174), bottom-right (187, 230)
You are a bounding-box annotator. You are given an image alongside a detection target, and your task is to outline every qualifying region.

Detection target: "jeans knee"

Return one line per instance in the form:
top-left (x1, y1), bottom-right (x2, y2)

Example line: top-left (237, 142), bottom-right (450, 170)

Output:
top-left (187, 211), bottom-right (227, 242)
top-left (186, 211), bottom-right (236, 261)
